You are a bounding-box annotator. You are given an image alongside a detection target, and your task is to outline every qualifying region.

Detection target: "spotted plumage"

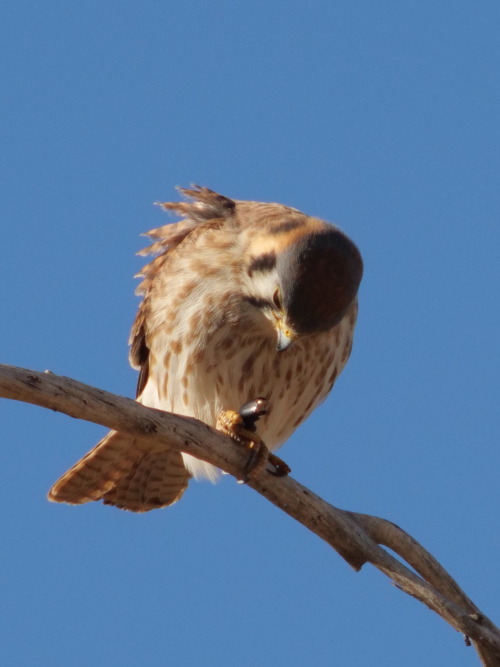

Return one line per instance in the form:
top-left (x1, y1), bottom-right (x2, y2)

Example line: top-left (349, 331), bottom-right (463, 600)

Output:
top-left (49, 186), bottom-right (363, 512)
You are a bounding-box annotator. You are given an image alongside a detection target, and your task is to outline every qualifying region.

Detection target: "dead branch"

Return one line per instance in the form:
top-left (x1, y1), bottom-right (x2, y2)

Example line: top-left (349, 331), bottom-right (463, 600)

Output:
top-left (0, 363), bottom-right (498, 666)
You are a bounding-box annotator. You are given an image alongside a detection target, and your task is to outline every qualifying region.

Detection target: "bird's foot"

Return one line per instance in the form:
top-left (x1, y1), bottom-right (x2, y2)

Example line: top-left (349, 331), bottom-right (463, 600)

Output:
top-left (216, 398), bottom-right (291, 481)
top-left (216, 404), bottom-right (268, 481)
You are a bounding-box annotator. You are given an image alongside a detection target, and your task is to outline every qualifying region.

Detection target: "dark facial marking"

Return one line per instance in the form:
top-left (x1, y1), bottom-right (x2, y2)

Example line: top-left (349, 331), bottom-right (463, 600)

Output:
top-left (268, 219), bottom-right (304, 235)
top-left (247, 252), bottom-right (277, 276)
top-left (243, 295), bottom-right (274, 310)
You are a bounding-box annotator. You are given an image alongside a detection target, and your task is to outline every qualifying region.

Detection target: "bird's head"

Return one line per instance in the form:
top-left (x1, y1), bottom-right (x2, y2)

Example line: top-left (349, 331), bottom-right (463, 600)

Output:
top-left (244, 223), bottom-right (363, 350)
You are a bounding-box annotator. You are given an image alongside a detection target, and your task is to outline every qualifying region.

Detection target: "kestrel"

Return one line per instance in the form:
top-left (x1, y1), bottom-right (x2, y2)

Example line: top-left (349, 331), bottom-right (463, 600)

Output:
top-left (49, 186), bottom-right (363, 512)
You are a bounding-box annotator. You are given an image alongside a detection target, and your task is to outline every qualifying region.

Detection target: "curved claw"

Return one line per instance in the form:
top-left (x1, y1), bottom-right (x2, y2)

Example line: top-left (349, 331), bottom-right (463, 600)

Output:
top-left (268, 452), bottom-right (291, 477)
top-left (216, 398), bottom-right (290, 482)
top-left (238, 397), bottom-right (268, 431)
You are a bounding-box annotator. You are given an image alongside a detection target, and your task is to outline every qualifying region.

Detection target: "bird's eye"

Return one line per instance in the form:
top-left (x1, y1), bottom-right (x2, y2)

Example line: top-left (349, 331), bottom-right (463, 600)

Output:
top-left (272, 288), bottom-right (282, 310)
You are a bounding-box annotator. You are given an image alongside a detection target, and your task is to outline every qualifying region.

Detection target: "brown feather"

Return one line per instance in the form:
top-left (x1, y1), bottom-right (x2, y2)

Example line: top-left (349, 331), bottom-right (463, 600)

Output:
top-left (49, 186), bottom-right (362, 512)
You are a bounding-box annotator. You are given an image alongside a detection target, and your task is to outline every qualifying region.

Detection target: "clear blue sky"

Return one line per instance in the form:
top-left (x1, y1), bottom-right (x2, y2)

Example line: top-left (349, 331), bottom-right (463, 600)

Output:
top-left (1, 2), bottom-right (499, 666)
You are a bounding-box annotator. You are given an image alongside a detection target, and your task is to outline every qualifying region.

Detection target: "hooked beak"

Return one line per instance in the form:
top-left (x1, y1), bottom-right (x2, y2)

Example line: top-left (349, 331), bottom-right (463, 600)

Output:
top-left (275, 321), bottom-right (296, 351)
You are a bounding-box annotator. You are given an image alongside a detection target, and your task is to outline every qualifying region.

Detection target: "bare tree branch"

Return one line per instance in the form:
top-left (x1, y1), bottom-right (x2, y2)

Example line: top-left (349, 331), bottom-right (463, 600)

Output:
top-left (1, 363), bottom-right (499, 666)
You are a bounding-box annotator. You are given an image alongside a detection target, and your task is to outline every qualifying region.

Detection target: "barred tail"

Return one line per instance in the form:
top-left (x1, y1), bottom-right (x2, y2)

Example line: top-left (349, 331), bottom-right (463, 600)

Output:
top-left (48, 430), bottom-right (190, 512)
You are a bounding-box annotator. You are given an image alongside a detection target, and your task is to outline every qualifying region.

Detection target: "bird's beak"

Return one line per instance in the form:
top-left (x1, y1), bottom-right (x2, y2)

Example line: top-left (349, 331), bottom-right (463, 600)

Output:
top-left (275, 321), bottom-right (296, 351)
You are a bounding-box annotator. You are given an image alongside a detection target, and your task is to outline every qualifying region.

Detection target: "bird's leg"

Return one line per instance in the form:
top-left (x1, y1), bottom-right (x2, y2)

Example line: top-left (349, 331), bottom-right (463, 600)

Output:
top-left (216, 398), bottom-right (291, 481)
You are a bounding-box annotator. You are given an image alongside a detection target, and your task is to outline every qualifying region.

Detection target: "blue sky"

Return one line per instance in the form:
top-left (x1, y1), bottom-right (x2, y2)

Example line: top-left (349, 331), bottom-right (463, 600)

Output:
top-left (1, 2), bottom-right (499, 665)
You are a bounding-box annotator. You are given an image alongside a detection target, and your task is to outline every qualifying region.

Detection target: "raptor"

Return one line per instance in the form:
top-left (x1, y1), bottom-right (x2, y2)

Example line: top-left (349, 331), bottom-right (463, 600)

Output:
top-left (49, 186), bottom-right (363, 511)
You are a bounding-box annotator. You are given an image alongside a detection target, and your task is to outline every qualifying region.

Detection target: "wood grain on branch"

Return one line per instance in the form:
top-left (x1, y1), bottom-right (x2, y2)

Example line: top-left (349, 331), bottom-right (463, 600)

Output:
top-left (0, 363), bottom-right (499, 666)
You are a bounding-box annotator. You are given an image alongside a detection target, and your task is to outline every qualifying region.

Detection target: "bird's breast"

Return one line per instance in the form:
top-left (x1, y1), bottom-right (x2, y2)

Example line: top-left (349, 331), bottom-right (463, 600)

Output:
top-left (185, 302), bottom-right (357, 449)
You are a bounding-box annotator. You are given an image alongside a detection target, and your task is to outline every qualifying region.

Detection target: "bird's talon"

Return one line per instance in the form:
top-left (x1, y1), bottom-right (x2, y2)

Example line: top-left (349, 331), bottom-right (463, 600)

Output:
top-left (267, 452), bottom-right (291, 477)
top-left (216, 400), bottom-right (271, 481)
top-left (216, 402), bottom-right (290, 481)
top-left (238, 398), bottom-right (268, 431)
top-left (242, 441), bottom-right (269, 481)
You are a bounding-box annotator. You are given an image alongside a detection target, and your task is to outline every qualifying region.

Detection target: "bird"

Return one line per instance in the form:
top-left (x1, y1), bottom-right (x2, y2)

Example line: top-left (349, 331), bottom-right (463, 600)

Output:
top-left (48, 186), bottom-right (363, 512)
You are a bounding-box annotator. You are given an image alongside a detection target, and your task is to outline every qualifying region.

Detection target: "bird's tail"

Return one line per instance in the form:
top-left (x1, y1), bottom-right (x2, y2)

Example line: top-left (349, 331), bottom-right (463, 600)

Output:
top-left (48, 430), bottom-right (190, 512)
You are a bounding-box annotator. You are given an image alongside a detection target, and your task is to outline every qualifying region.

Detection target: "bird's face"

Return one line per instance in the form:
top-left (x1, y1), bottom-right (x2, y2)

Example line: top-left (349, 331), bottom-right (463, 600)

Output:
top-left (243, 268), bottom-right (297, 351)
top-left (243, 225), bottom-right (363, 350)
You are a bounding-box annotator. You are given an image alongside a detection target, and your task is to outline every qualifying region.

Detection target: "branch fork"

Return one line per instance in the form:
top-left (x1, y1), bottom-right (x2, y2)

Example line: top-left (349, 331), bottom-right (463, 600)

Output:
top-left (0, 363), bottom-right (498, 666)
